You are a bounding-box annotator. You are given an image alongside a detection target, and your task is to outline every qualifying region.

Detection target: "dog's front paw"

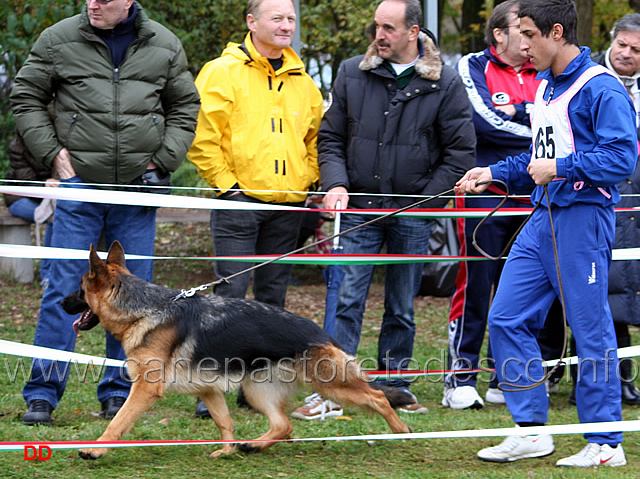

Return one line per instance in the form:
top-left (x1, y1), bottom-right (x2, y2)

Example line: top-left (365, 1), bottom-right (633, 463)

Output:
top-left (209, 444), bottom-right (236, 458)
top-left (78, 448), bottom-right (108, 460)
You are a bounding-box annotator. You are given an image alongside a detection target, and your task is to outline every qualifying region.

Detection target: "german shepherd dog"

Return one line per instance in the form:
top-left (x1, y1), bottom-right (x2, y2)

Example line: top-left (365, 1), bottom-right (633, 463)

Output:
top-left (61, 241), bottom-right (412, 459)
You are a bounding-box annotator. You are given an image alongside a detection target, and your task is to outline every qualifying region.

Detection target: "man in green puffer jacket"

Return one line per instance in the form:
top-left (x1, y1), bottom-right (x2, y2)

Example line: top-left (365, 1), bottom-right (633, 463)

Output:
top-left (10, 0), bottom-right (200, 426)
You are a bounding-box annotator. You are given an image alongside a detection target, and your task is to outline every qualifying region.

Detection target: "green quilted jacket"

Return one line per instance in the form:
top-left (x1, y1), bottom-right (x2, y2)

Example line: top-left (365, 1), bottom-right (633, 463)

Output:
top-left (10, 2), bottom-right (200, 185)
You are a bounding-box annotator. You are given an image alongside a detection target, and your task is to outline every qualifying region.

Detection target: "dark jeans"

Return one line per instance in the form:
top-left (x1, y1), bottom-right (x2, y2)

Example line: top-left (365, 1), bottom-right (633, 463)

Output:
top-left (210, 193), bottom-right (304, 308)
top-left (22, 176), bottom-right (156, 409)
top-left (333, 212), bottom-right (432, 388)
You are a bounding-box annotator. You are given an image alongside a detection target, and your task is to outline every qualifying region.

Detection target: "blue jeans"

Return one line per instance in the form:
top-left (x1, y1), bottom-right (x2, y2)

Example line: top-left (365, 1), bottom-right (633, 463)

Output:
top-left (333, 212), bottom-right (432, 388)
top-left (22, 176), bottom-right (156, 409)
top-left (8, 197), bottom-right (53, 281)
top-left (210, 193), bottom-right (304, 308)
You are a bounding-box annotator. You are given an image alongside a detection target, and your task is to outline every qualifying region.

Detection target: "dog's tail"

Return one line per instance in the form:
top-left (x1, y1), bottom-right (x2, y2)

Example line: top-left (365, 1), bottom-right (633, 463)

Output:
top-left (369, 383), bottom-right (416, 408)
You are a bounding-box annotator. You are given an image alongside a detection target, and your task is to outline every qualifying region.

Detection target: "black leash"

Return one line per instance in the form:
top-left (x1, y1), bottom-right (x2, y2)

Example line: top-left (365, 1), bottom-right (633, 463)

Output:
top-left (173, 187), bottom-right (458, 301)
top-left (470, 183), bottom-right (568, 393)
top-left (173, 180), bottom-right (569, 394)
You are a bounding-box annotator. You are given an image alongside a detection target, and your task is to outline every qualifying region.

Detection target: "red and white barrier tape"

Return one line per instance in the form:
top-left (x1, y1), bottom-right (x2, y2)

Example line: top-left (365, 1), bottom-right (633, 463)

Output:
top-left (1, 420), bottom-right (639, 452)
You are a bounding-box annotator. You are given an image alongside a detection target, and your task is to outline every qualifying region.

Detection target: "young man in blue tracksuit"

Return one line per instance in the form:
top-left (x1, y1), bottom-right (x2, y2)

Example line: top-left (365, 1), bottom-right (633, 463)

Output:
top-left (445, 0), bottom-right (565, 410)
top-left (455, 0), bottom-right (636, 468)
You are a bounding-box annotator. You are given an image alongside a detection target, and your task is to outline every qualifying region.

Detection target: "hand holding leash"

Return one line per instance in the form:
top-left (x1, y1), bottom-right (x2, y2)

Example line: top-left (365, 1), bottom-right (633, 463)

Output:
top-left (454, 167), bottom-right (492, 194)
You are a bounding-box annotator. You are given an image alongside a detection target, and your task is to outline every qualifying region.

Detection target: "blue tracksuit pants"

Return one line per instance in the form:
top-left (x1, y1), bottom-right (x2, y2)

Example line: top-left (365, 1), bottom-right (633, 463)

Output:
top-left (489, 202), bottom-right (622, 445)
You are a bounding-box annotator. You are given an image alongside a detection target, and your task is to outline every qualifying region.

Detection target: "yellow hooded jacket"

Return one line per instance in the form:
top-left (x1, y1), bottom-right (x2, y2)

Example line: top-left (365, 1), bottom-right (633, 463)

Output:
top-left (188, 33), bottom-right (324, 203)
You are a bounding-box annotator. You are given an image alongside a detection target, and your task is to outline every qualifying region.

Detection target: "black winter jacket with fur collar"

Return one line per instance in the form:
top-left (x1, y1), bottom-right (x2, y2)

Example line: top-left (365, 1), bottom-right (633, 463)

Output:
top-left (318, 30), bottom-right (476, 210)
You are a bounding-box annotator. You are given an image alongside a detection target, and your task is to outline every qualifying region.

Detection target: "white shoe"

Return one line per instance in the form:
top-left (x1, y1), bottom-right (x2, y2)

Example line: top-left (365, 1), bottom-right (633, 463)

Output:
top-left (442, 386), bottom-right (484, 409)
top-left (485, 387), bottom-right (506, 404)
top-left (478, 433), bottom-right (555, 463)
top-left (556, 443), bottom-right (626, 468)
top-left (545, 379), bottom-right (559, 394)
top-left (291, 393), bottom-right (343, 420)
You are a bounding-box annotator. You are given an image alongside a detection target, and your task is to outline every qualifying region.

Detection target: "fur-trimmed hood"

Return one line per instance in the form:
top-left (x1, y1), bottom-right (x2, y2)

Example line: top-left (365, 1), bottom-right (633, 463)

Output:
top-left (358, 29), bottom-right (442, 81)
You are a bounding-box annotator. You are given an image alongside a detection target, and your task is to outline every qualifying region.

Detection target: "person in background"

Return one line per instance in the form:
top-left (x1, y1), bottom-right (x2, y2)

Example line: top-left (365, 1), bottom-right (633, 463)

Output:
top-left (456, 0), bottom-right (635, 467)
top-left (10, 0), bottom-right (200, 426)
top-left (444, 0), bottom-right (564, 410)
top-left (292, 0), bottom-right (475, 420)
top-left (4, 126), bottom-right (57, 287)
top-left (187, 0), bottom-right (324, 417)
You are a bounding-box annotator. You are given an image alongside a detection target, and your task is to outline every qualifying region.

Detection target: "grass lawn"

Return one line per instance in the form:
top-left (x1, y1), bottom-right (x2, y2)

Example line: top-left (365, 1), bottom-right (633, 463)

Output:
top-left (0, 220), bottom-right (638, 478)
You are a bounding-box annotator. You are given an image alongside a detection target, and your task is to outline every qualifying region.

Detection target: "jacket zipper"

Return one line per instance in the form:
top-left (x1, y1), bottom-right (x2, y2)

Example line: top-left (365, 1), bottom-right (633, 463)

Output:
top-left (113, 67), bottom-right (120, 183)
top-left (546, 86), bottom-right (555, 105)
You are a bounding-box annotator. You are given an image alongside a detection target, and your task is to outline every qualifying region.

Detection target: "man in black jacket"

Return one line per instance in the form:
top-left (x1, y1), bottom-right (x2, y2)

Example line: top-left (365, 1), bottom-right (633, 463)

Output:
top-left (292, 0), bottom-right (475, 419)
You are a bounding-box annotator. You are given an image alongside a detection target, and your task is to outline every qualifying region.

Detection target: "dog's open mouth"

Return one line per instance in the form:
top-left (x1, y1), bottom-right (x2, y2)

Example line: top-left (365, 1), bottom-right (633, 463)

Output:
top-left (73, 309), bottom-right (100, 333)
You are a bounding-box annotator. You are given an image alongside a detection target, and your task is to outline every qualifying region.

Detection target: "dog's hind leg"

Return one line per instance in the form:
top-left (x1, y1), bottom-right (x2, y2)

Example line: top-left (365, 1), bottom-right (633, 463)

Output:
top-left (199, 389), bottom-right (237, 458)
top-left (236, 380), bottom-right (294, 454)
top-left (321, 381), bottom-right (410, 433)
top-left (311, 347), bottom-right (411, 434)
top-left (78, 379), bottom-right (164, 460)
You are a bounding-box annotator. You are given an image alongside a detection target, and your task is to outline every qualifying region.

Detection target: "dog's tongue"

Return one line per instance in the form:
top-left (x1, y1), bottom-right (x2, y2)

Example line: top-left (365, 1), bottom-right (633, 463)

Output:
top-left (72, 310), bottom-right (92, 334)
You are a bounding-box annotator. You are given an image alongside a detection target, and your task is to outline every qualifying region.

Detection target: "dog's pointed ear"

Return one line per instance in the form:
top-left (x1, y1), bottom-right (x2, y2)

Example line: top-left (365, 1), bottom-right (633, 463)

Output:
top-left (88, 244), bottom-right (107, 275)
top-left (106, 240), bottom-right (126, 267)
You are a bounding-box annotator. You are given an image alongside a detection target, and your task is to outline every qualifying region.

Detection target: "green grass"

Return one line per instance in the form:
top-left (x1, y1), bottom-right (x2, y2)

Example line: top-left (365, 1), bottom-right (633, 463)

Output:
top-left (0, 221), bottom-right (639, 478)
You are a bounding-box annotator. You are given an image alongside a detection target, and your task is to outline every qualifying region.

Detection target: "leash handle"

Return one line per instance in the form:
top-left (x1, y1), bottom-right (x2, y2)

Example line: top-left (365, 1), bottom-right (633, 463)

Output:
top-left (469, 179), bottom-right (529, 261)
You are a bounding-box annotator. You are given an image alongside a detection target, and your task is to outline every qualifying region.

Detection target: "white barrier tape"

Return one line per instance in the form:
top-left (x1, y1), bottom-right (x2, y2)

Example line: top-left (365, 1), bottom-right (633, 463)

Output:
top-left (1, 336), bottom-right (638, 373)
top-left (0, 245), bottom-right (474, 262)
top-left (0, 420), bottom-right (638, 452)
top-left (0, 185), bottom-right (506, 217)
top-left (0, 185), bottom-right (511, 217)
top-left (0, 339), bottom-right (123, 367)
top-left (612, 247), bottom-right (640, 261)
top-left (5, 184), bottom-right (640, 219)
top-left (0, 244), bottom-right (156, 260)
top-left (0, 186), bottom-right (306, 211)
top-left (541, 345), bottom-right (640, 366)
top-left (291, 420), bottom-right (640, 443)
top-left (3, 244), bottom-right (640, 262)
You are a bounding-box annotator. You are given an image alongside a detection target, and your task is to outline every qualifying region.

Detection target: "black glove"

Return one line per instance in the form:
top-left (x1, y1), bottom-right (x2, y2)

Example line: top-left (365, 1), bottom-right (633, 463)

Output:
top-left (139, 168), bottom-right (171, 195)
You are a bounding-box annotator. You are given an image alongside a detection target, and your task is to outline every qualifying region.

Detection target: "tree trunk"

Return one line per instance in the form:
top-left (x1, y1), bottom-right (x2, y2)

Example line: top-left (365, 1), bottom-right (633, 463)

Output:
top-left (460, 0), bottom-right (485, 54)
top-left (576, 0), bottom-right (593, 47)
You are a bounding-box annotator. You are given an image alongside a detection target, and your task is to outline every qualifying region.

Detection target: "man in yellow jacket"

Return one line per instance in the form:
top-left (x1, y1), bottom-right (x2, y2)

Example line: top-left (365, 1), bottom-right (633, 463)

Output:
top-left (187, 0), bottom-right (323, 415)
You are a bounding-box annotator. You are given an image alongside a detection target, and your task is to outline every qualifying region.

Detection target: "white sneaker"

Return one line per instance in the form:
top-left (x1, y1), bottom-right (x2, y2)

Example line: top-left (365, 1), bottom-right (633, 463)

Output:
top-left (478, 434), bottom-right (555, 463)
top-left (545, 379), bottom-right (559, 394)
top-left (442, 386), bottom-right (484, 409)
top-left (556, 443), bottom-right (626, 468)
top-left (485, 387), bottom-right (506, 404)
top-left (290, 393), bottom-right (343, 420)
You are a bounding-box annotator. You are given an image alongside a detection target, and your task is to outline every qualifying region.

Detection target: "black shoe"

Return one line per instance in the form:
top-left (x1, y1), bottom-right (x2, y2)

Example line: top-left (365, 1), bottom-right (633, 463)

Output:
top-left (195, 398), bottom-right (211, 418)
top-left (100, 396), bottom-right (126, 420)
top-left (622, 382), bottom-right (640, 405)
top-left (23, 399), bottom-right (53, 426)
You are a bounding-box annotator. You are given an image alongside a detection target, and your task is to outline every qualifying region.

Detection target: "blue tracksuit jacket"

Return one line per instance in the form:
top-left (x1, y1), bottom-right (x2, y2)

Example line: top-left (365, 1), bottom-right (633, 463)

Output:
top-left (487, 47), bottom-right (637, 445)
